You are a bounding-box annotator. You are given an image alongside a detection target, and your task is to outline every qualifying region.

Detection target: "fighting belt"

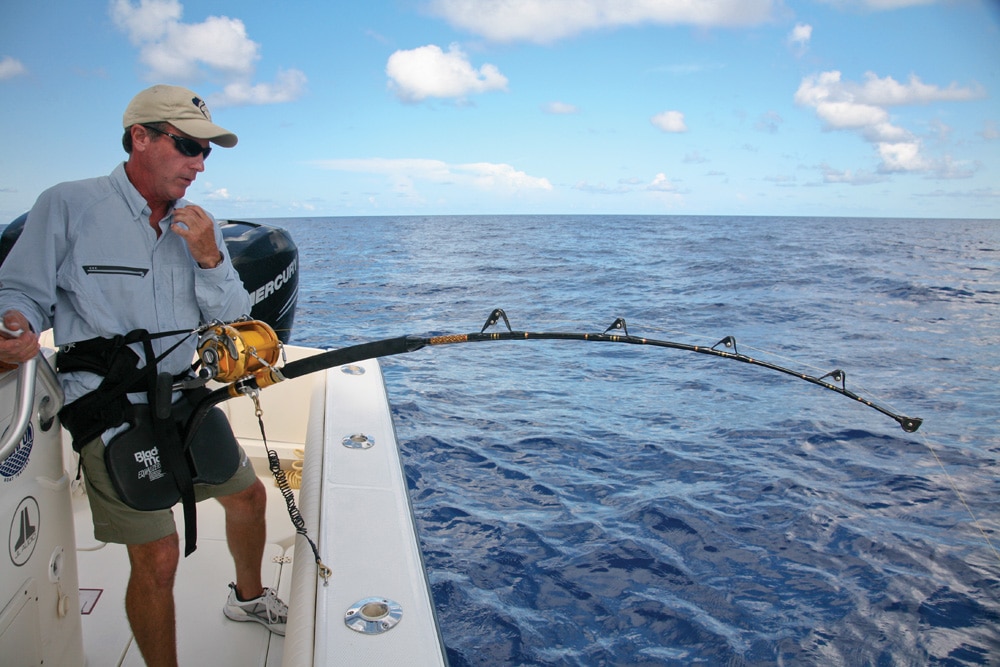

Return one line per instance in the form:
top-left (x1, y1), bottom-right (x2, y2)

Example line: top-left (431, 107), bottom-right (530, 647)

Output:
top-left (57, 329), bottom-right (238, 555)
top-left (103, 385), bottom-right (240, 512)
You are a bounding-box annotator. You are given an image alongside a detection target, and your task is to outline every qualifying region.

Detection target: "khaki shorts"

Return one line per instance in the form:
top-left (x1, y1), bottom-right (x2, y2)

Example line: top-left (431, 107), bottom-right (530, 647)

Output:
top-left (79, 434), bottom-right (258, 545)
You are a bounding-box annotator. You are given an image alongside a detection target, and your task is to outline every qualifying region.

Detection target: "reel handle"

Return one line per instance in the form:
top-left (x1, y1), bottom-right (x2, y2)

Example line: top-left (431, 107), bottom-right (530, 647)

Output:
top-left (197, 320), bottom-right (282, 383)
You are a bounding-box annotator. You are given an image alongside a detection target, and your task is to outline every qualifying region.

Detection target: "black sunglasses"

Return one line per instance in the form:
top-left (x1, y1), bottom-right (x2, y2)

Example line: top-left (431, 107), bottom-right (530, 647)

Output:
top-left (142, 124), bottom-right (212, 159)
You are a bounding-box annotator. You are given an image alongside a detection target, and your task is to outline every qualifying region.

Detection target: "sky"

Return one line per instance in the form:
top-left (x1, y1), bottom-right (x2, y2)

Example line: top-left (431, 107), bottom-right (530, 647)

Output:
top-left (1, 0), bottom-right (998, 220)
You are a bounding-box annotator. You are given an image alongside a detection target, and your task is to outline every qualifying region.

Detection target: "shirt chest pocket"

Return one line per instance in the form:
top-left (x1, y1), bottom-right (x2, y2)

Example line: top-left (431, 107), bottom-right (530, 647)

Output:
top-left (66, 260), bottom-right (154, 310)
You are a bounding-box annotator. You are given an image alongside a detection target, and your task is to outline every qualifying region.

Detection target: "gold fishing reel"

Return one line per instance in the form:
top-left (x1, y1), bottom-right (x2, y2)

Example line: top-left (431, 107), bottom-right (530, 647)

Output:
top-left (197, 319), bottom-right (283, 383)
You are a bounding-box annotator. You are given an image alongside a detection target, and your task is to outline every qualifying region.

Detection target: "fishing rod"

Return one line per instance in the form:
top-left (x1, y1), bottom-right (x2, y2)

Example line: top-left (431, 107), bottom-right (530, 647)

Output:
top-left (186, 308), bottom-right (922, 438)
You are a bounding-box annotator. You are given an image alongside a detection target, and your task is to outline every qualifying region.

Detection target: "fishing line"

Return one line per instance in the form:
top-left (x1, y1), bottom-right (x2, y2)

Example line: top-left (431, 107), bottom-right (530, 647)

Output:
top-left (719, 338), bottom-right (998, 567)
top-left (704, 338), bottom-right (997, 566)
top-left (914, 429), bottom-right (1000, 568)
top-left (733, 341), bottom-right (917, 424)
top-left (248, 387), bottom-right (331, 584)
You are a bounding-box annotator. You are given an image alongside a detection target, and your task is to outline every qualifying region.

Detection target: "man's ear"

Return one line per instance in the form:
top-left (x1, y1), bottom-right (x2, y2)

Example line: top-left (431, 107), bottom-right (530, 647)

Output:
top-left (130, 124), bottom-right (152, 151)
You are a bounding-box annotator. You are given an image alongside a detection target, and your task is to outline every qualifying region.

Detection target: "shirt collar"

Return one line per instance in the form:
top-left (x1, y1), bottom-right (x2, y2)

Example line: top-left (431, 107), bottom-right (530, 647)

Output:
top-left (110, 162), bottom-right (152, 220)
top-left (109, 162), bottom-right (191, 222)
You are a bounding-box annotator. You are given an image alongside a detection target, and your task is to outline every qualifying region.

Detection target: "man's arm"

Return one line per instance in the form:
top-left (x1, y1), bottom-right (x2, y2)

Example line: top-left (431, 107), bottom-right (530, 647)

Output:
top-left (180, 206), bottom-right (252, 322)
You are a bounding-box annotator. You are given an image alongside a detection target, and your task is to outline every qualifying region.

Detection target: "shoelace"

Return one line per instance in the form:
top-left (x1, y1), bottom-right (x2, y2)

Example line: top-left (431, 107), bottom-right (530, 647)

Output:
top-left (259, 588), bottom-right (288, 622)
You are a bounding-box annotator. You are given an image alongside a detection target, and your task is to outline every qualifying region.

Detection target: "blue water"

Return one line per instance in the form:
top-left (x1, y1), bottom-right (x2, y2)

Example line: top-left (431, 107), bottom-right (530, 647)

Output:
top-left (264, 215), bottom-right (1000, 666)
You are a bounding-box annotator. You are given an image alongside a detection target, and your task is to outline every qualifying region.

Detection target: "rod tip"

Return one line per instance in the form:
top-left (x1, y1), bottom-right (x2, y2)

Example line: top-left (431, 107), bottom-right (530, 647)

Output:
top-left (900, 417), bottom-right (923, 433)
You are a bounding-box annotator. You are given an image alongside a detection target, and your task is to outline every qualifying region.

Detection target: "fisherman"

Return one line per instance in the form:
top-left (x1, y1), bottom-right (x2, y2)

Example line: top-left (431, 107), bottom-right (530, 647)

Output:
top-left (0, 85), bottom-right (287, 666)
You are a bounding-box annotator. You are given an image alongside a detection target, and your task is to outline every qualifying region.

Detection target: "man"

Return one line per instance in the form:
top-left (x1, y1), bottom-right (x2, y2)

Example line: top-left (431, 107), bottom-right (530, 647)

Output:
top-left (0, 85), bottom-right (286, 666)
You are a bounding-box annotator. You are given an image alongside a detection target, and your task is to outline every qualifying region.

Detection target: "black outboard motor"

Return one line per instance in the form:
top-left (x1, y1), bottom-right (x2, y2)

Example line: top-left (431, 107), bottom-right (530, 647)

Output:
top-left (0, 214), bottom-right (299, 343)
top-left (220, 219), bottom-right (298, 342)
top-left (0, 213), bottom-right (27, 265)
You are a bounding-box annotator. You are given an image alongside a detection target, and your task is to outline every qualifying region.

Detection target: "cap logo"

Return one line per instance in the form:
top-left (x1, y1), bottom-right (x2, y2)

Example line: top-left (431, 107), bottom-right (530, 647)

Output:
top-left (192, 96), bottom-right (210, 120)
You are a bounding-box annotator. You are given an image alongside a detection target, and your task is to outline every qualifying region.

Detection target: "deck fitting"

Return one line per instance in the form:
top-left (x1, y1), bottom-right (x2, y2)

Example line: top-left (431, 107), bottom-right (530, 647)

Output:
top-left (342, 433), bottom-right (375, 449)
top-left (345, 597), bottom-right (403, 634)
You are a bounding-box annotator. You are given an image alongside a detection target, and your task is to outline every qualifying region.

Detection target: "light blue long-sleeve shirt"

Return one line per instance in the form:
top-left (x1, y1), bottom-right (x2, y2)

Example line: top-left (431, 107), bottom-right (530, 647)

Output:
top-left (0, 163), bottom-right (251, 405)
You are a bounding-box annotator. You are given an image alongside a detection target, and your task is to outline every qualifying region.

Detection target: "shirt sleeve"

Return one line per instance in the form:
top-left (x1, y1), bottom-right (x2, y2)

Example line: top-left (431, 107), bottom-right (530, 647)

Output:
top-left (193, 214), bottom-right (252, 322)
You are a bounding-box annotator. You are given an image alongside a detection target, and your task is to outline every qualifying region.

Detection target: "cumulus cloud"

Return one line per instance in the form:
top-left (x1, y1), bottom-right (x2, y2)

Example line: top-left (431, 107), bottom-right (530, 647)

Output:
top-left (386, 44), bottom-right (508, 102)
top-left (429, 0), bottom-right (776, 43)
top-left (314, 158), bottom-right (553, 192)
top-left (648, 173), bottom-right (677, 192)
top-left (0, 56), bottom-right (27, 80)
top-left (787, 23), bottom-right (812, 55)
top-left (795, 70), bottom-right (984, 173)
top-left (651, 110), bottom-right (687, 133)
top-left (109, 0), bottom-right (306, 106)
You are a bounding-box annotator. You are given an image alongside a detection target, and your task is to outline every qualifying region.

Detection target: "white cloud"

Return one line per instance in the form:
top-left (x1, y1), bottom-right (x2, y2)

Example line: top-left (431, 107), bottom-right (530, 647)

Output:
top-left (814, 100), bottom-right (890, 130)
top-left (648, 173), bottom-right (677, 192)
top-left (110, 0), bottom-right (183, 43)
top-left (787, 23), bottom-right (812, 55)
top-left (571, 173), bottom-right (682, 196)
top-left (543, 101), bottom-right (580, 114)
top-left (931, 156), bottom-right (978, 180)
top-left (818, 0), bottom-right (939, 9)
top-left (205, 187), bottom-right (231, 200)
top-left (980, 121), bottom-right (999, 141)
top-left (651, 110), bottom-right (687, 133)
top-left (109, 0), bottom-right (305, 106)
top-left (212, 69), bottom-right (308, 107)
top-left (795, 70), bottom-right (981, 112)
top-left (429, 0), bottom-right (776, 43)
top-left (819, 163), bottom-right (888, 185)
top-left (573, 181), bottom-right (631, 194)
top-left (314, 158), bottom-right (553, 192)
top-left (0, 56), bottom-right (27, 80)
top-left (795, 70), bottom-right (984, 173)
top-left (461, 162), bottom-right (553, 190)
top-left (876, 141), bottom-right (932, 172)
top-left (754, 110), bottom-right (783, 134)
top-left (110, 0), bottom-right (257, 78)
top-left (386, 44), bottom-right (508, 102)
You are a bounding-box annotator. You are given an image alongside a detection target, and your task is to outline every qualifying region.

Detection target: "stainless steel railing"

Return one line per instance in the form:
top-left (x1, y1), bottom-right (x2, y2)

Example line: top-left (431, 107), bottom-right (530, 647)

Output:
top-left (0, 355), bottom-right (63, 464)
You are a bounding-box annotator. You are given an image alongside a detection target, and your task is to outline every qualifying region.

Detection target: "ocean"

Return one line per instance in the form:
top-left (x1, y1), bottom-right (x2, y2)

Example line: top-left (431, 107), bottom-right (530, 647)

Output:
top-left (261, 215), bottom-right (999, 666)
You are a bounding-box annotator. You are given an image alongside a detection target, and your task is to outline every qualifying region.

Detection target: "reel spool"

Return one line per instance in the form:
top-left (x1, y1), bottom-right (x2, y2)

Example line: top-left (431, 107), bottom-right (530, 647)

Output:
top-left (198, 320), bottom-right (282, 383)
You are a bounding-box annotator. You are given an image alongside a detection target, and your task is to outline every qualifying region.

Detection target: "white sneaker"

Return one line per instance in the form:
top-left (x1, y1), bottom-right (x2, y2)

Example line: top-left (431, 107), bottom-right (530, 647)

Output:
top-left (223, 583), bottom-right (288, 635)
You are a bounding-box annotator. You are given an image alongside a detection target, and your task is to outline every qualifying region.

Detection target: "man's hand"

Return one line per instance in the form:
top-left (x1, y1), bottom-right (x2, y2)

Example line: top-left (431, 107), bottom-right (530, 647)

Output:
top-left (0, 310), bottom-right (40, 367)
top-left (173, 205), bottom-right (223, 269)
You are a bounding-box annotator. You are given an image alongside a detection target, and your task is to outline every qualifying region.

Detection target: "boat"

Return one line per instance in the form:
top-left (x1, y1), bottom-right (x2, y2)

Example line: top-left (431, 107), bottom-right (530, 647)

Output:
top-left (0, 217), bottom-right (447, 665)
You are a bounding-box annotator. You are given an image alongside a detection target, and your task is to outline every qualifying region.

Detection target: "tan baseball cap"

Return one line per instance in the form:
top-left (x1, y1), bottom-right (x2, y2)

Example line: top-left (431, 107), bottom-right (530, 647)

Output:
top-left (123, 84), bottom-right (238, 148)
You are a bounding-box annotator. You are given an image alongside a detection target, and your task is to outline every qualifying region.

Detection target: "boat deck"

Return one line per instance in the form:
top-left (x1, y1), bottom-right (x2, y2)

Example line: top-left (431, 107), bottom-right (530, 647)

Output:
top-left (69, 352), bottom-right (446, 666)
top-left (74, 435), bottom-right (298, 666)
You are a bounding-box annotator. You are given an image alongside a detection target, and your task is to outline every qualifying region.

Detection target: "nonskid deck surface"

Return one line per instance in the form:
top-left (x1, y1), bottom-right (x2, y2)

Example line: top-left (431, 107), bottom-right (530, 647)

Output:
top-left (74, 456), bottom-right (298, 667)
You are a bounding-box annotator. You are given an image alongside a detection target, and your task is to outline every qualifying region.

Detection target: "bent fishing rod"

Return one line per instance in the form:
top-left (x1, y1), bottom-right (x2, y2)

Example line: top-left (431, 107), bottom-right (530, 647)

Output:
top-left (183, 309), bottom-right (922, 443)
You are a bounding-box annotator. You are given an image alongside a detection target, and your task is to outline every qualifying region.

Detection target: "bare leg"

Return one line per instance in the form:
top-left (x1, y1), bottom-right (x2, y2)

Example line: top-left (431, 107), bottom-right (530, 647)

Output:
top-left (126, 533), bottom-right (180, 667)
top-left (217, 478), bottom-right (267, 599)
